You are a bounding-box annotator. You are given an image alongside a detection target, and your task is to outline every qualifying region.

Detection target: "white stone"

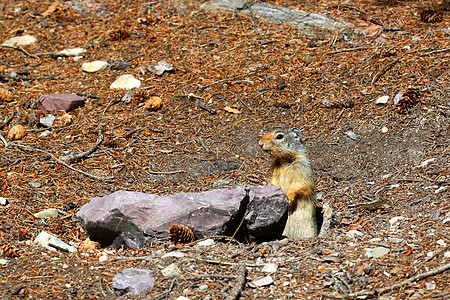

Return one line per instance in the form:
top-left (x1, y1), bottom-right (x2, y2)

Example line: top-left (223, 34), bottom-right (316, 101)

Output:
top-left (0, 259), bottom-right (8, 265)
top-left (162, 251), bottom-right (186, 258)
top-left (261, 263), bottom-right (278, 273)
top-left (34, 231), bottom-right (76, 253)
top-left (176, 297), bottom-right (191, 300)
top-left (388, 237), bottom-right (404, 243)
top-left (98, 254), bottom-right (108, 262)
top-left (196, 238), bottom-right (215, 246)
top-left (58, 47), bottom-right (86, 56)
top-left (34, 208), bottom-right (58, 219)
top-left (161, 263), bottom-right (181, 277)
top-left (444, 251), bottom-right (450, 258)
top-left (2, 35), bottom-right (37, 46)
top-left (425, 282), bottom-right (436, 290)
top-left (39, 130), bottom-right (53, 138)
top-left (372, 246), bottom-right (390, 258)
top-left (375, 95), bottom-right (389, 104)
top-left (436, 239), bottom-right (447, 247)
top-left (0, 197), bottom-right (7, 205)
top-left (39, 115), bottom-right (56, 127)
top-left (249, 275), bottom-right (273, 287)
top-left (82, 60), bottom-right (108, 73)
top-left (389, 216), bottom-right (405, 226)
top-left (346, 230), bottom-right (363, 238)
top-left (110, 74), bottom-right (141, 90)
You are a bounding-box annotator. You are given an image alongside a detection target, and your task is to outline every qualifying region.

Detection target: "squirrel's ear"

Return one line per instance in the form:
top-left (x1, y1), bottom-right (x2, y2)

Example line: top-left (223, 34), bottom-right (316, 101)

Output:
top-left (291, 127), bottom-right (302, 140)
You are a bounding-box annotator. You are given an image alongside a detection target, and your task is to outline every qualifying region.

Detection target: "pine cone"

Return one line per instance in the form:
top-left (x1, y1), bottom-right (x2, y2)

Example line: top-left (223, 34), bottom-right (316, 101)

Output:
top-left (395, 88), bottom-right (421, 111)
top-left (0, 87), bottom-right (12, 102)
top-left (420, 10), bottom-right (443, 23)
top-left (108, 29), bottom-right (131, 41)
top-left (109, 60), bottom-right (132, 70)
top-left (0, 243), bottom-right (20, 257)
top-left (322, 97), bottom-right (354, 108)
top-left (169, 224), bottom-right (195, 244)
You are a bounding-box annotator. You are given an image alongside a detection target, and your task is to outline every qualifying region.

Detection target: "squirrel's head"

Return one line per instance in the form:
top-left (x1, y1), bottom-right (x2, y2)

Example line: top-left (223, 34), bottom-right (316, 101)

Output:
top-left (259, 126), bottom-right (305, 160)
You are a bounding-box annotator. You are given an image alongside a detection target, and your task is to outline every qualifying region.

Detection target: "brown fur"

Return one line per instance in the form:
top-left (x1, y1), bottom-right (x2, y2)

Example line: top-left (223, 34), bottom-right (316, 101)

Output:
top-left (259, 127), bottom-right (318, 238)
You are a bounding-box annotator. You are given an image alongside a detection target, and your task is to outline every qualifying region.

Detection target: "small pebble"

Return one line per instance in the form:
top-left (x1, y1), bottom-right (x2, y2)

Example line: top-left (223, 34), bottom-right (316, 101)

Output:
top-left (346, 131), bottom-right (357, 140)
top-left (372, 246), bottom-right (390, 258)
top-left (249, 275), bottom-right (273, 287)
top-left (0, 258), bottom-right (8, 265)
top-left (58, 47), bottom-right (86, 56)
top-left (196, 239), bottom-right (214, 246)
top-left (162, 251), bottom-right (185, 258)
top-left (346, 230), bottom-right (363, 238)
top-left (161, 263), bottom-right (181, 277)
top-left (261, 263), bottom-right (278, 273)
top-left (110, 74), bottom-right (141, 90)
top-left (198, 284), bottom-right (208, 291)
top-left (98, 255), bottom-right (108, 262)
top-left (389, 216), bottom-right (405, 226)
top-left (82, 60), bottom-right (108, 73)
top-left (34, 208), bottom-right (58, 219)
top-left (2, 35), bottom-right (37, 46)
top-left (381, 126), bottom-right (389, 133)
top-left (0, 197), bottom-right (8, 205)
top-left (28, 182), bottom-right (42, 188)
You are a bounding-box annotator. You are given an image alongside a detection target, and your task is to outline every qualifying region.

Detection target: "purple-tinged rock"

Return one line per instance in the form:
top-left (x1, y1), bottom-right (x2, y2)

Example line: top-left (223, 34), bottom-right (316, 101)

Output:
top-left (112, 268), bottom-right (155, 296)
top-left (76, 184), bottom-right (288, 248)
top-left (38, 93), bottom-right (85, 113)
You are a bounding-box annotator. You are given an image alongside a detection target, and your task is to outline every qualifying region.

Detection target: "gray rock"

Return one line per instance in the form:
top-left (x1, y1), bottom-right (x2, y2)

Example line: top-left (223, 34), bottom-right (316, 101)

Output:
top-left (38, 93), bottom-right (85, 113)
top-left (76, 184), bottom-right (288, 249)
top-left (201, 0), bottom-right (353, 36)
top-left (112, 268), bottom-right (155, 296)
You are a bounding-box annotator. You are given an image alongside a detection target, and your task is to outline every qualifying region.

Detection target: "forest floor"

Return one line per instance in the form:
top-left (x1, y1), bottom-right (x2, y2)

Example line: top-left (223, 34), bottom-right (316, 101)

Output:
top-left (0, 0), bottom-right (449, 299)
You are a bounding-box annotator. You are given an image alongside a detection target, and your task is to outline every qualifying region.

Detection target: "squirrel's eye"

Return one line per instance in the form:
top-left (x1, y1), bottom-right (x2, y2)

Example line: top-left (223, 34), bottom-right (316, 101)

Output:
top-left (275, 133), bottom-right (284, 140)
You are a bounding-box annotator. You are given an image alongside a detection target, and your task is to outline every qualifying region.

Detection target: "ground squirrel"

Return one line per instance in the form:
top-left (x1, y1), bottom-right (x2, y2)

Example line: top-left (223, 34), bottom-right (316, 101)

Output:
top-left (259, 126), bottom-right (318, 238)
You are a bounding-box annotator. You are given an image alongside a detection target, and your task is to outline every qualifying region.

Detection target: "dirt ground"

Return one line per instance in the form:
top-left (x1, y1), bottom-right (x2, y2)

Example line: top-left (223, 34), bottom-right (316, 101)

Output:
top-left (0, 0), bottom-right (449, 299)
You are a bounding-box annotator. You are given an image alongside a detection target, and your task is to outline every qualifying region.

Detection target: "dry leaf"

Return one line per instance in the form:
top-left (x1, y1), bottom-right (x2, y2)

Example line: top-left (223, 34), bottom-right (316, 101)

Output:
top-left (0, 87), bottom-right (12, 102)
top-left (78, 238), bottom-right (100, 252)
top-left (7, 125), bottom-right (26, 140)
top-left (41, 1), bottom-right (60, 18)
top-left (144, 96), bottom-right (163, 111)
top-left (53, 113), bottom-right (73, 127)
top-left (224, 106), bottom-right (241, 114)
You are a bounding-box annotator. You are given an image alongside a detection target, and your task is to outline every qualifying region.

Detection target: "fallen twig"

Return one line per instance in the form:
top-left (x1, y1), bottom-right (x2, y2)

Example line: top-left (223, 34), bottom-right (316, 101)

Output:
top-left (148, 278), bottom-right (176, 300)
top-left (62, 124), bottom-right (105, 162)
top-left (145, 169), bottom-right (186, 175)
top-left (1, 131), bottom-right (113, 181)
top-left (371, 49), bottom-right (420, 84)
top-left (1, 45), bottom-right (40, 59)
top-left (0, 111), bottom-right (15, 130)
top-left (225, 265), bottom-right (247, 300)
top-left (420, 48), bottom-right (450, 56)
top-left (323, 262), bottom-right (450, 299)
top-left (318, 202), bottom-right (334, 237)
